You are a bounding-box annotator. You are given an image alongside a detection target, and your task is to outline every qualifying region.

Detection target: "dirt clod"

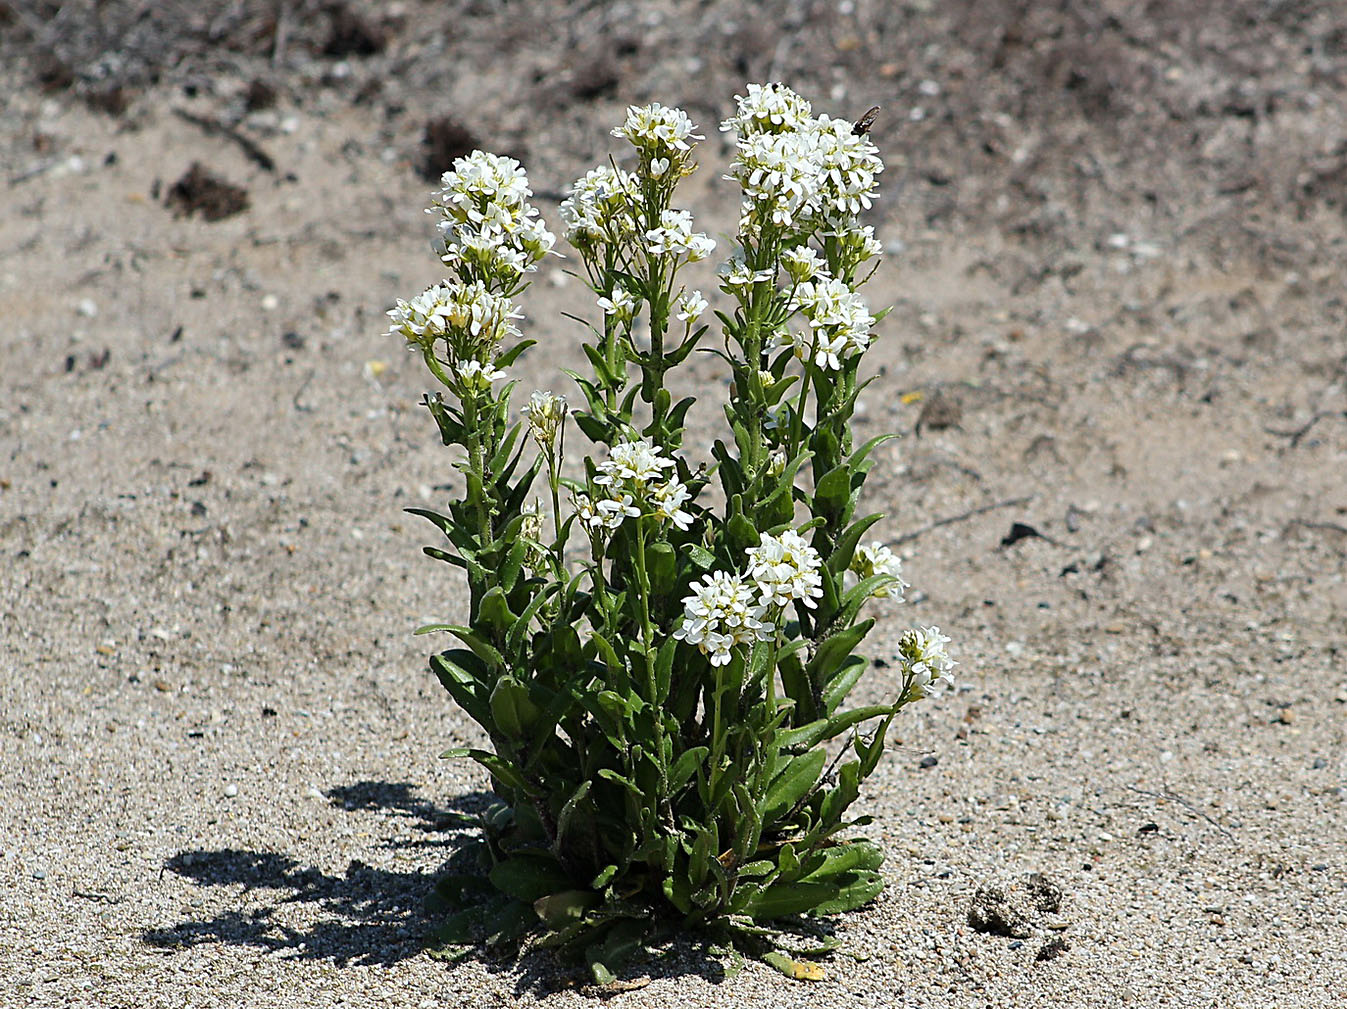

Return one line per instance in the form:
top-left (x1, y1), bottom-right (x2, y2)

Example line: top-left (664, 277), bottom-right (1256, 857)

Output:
top-left (165, 163), bottom-right (249, 221)
top-left (969, 872), bottom-right (1064, 938)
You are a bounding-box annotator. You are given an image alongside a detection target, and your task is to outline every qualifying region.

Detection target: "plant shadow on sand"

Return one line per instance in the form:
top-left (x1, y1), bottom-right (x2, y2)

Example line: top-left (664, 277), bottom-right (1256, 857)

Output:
top-left (142, 781), bottom-right (735, 993)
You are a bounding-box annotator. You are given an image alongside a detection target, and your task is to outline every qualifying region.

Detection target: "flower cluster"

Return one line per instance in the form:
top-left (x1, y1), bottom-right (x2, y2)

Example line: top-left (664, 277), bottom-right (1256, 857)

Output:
top-left (387, 281), bottom-right (522, 371)
top-left (644, 208), bottom-right (716, 261)
top-left (897, 626), bottom-right (955, 698)
top-left (430, 151), bottom-right (555, 285)
top-left (576, 438), bottom-right (694, 535)
top-left (721, 83), bottom-right (883, 235)
top-left (719, 82), bottom-right (814, 136)
top-left (674, 571), bottom-right (771, 666)
top-left (789, 274), bottom-right (876, 371)
top-left (612, 102), bottom-right (703, 174)
top-left (522, 390), bottom-right (567, 455)
top-left (558, 165), bottom-right (642, 253)
top-left (849, 541), bottom-right (908, 600)
top-left (746, 530), bottom-right (823, 610)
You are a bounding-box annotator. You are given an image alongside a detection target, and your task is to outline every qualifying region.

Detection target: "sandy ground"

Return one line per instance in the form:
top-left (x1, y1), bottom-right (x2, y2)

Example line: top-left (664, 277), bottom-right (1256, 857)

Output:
top-left (1, 2), bottom-right (1345, 1006)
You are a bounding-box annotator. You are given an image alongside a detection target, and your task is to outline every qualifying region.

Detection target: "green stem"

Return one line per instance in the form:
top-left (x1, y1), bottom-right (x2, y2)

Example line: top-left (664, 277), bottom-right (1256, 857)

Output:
top-left (631, 519), bottom-right (655, 698)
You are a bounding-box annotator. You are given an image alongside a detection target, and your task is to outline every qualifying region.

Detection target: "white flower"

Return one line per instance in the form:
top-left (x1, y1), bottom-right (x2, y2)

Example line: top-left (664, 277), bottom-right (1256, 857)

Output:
top-left (432, 150), bottom-right (531, 221)
top-left (789, 275), bottom-right (875, 366)
top-left (719, 256), bottom-right (775, 293)
top-left (721, 88), bottom-right (884, 234)
top-left (781, 245), bottom-right (825, 283)
top-left (594, 437), bottom-right (676, 489)
top-left (898, 626), bottom-right (955, 698)
top-left (850, 541), bottom-right (907, 600)
top-left (596, 286), bottom-right (638, 323)
top-left (792, 329), bottom-right (848, 371)
top-left (645, 209), bottom-right (716, 261)
top-left (522, 390), bottom-right (567, 452)
top-left (612, 103), bottom-right (703, 157)
top-left (746, 529), bottom-right (823, 610)
top-left (767, 448), bottom-right (787, 477)
top-left (674, 570), bottom-right (772, 666)
top-left (651, 477), bottom-right (694, 531)
top-left (649, 157), bottom-right (671, 178)
top-left (596, 492), bottom-right (640, 530)
top-left (429, 151), bottom-right (555, 282)
top-left (676, 290), bottom-right (708, 322)
top-left (454, 359), bottom-right (507, 391)
top-left (572, 492), bottom-right (604, 533)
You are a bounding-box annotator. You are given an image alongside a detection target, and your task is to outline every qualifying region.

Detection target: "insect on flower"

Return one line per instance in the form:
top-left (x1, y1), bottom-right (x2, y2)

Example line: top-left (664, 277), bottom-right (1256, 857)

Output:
top-left (852, 105), bottom-right (880, 136)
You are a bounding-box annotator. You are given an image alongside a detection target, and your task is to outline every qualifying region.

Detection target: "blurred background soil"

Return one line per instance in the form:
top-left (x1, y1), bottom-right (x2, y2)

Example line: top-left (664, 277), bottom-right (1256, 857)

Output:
top-left (0, 2), bottom-right (1344, 1006)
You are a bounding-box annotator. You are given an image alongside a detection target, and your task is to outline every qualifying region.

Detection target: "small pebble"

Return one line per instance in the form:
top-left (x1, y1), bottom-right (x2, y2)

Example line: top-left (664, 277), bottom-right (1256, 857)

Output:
top-left (77, 298), bottom-right (98, 318)
top-left (919, 755), bottom-right (939, 769)
top-left (223, 783), bottom-right (238, 798)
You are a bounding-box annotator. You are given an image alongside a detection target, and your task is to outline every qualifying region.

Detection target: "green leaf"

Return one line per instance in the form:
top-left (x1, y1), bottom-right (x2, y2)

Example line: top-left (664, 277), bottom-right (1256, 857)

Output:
top-left (484, 899), bottom-right (537, 948)
top-left (489, 676), bottom-right (539, 738)
top-left (807, 870), bottom-right (884, 915)
top-left (818, 760), bottom-right (861, 829)
top-left (488, 858), bottom-right (574, 903)
top-left (762, 748), bottom-right (825, 823)
top-left (826, 512), bottom-right (885, 576)
top-left (441, 625), bottom-right (506, 670)
top-left (808, 619), bottom-right (874, 692)
top-left (495, 339), bottom-right (537, 370)
top-left (776, 704), bottom-right (895, 752)
top-left (429, 650), bottom-right (491, 727)
top-left (668, 746), bottom-right (708, 791)
top-left (646, 540), bottom-right (677, 596)
top-left (506, 581), bottom-right (557, 656)
top-left (591, 864), bottom-right (619, 890)
top-left (441, 747), bottom-right (530, 795)
top-left (533, 889), bottom-right (598, 929)
top-left (745, 880), bottom-right (841, 920)
top-left (813, 462), bottom-right (852, 517)
top-left (802, 840), bottom-right (885, 881)
top-left (685, 542), bottom-right (716, 571)
top-left (821, 655), bottom-right (867, 715)
top-left (555, 780), bottom-right (593, 847)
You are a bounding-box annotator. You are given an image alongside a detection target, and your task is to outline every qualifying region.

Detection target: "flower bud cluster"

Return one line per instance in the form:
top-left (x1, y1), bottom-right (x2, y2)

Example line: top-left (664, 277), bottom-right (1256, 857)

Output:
top-left (522, 390), bottom-right (567, 455)
top-left (558, 166), bottom-right (642, 253)
top-left (563, 105), bottom-right (714, 292)
top-left (898, 626), bottom-right (956, 698)
top-left (849, 541), bottom-right (908, 600)
top-left (430, 151), bottom-right (555, 286)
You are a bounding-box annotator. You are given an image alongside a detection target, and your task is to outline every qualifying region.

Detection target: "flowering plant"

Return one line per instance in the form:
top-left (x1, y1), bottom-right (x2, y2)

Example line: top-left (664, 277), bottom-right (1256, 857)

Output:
top-left (389, 84), bottom-right (954, 980)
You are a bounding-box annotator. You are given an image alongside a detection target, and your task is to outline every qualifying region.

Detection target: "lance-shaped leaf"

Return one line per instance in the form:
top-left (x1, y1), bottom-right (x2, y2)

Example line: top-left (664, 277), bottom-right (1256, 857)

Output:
top-left (762, 748), bottom-right (825, 823)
